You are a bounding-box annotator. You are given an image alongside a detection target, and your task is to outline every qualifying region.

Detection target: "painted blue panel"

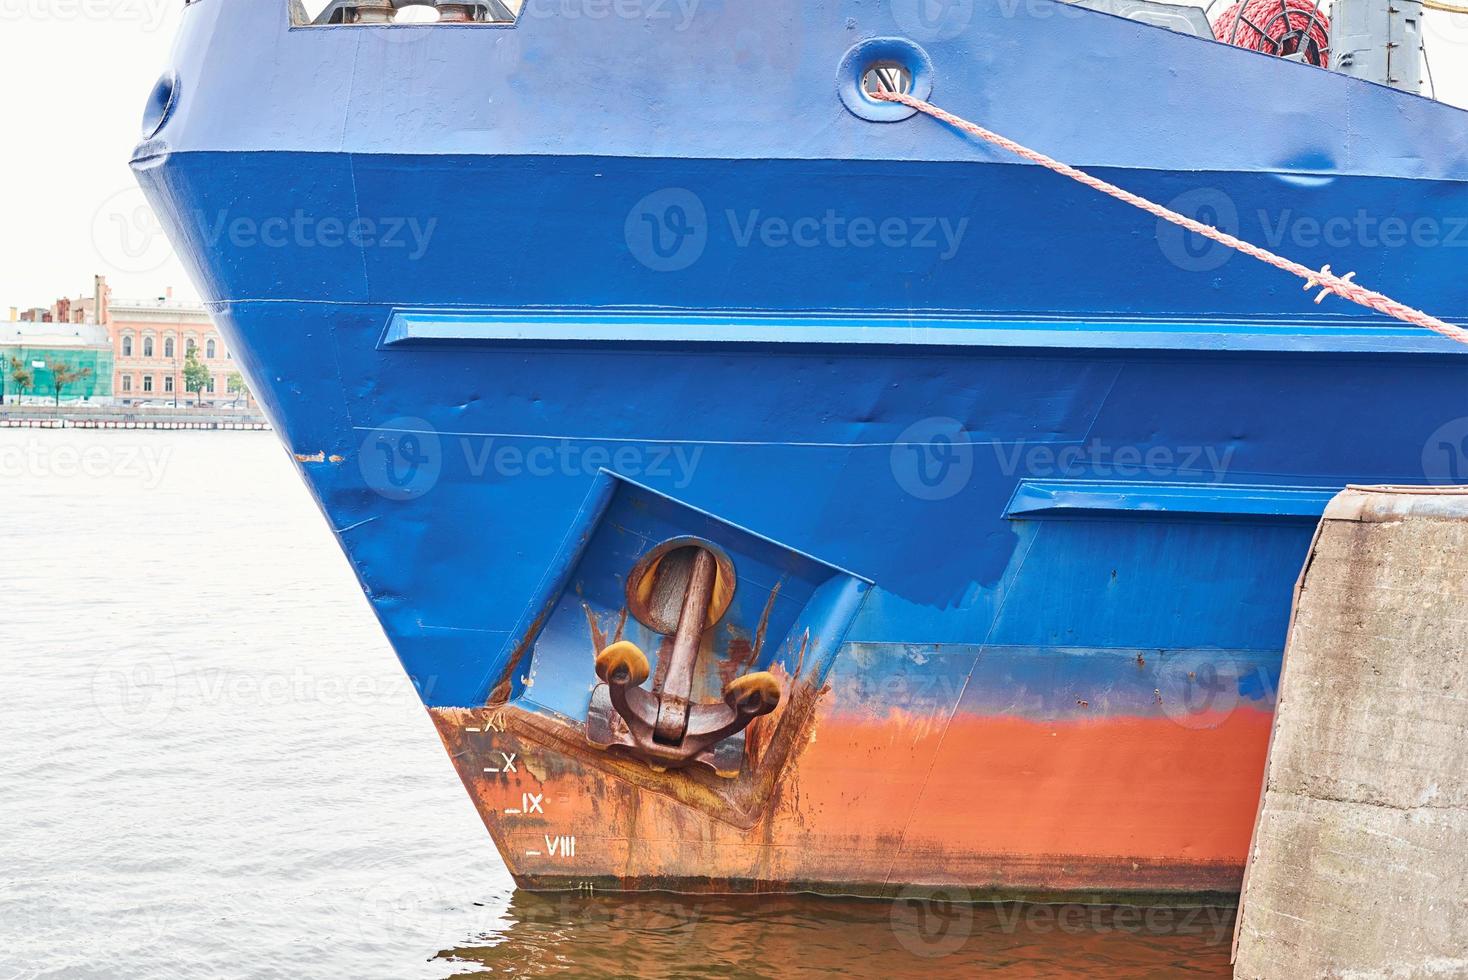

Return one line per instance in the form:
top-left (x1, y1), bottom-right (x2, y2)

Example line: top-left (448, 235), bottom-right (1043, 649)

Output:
top-left (968, 644), bottom-right (1282, 720)
top-left (829, 643), bottom-right (1280, 723)
top-left (383, 310), bottom-right (1464, 354)
top-left (987, 520), bottom-right (1315, 651)
top-left (1006, 480), bottom-right (1339, 520)
top-left (145, 153), bottom-right (1468, 325)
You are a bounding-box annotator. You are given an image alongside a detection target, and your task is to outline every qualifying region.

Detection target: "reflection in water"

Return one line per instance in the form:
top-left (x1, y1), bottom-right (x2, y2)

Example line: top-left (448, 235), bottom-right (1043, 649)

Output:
top-left (440, 892), bottom-right (1235, 978)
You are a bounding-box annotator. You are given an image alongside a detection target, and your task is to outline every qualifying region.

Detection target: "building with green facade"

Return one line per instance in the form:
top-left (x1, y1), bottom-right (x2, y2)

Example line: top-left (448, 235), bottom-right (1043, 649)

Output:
top-left (0, 322), bottom-right (114, 404)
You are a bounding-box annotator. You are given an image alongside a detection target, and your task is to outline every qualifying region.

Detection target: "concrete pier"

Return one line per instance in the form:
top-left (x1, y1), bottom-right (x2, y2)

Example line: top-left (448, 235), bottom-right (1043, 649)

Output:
top-left (1234, 487), bottom-right (1468, 978)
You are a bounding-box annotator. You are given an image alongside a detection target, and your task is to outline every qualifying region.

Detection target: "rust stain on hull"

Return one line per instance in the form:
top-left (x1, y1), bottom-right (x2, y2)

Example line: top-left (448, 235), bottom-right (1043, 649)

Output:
top-left (428, 696), bottom-right (1269, 899)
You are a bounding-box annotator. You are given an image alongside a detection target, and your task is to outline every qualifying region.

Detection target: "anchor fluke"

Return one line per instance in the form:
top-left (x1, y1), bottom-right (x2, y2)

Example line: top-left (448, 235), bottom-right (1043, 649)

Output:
top-left (724, 672), bottom-right (782, 715)
top-left (595, 641), bottom-right (651, 687)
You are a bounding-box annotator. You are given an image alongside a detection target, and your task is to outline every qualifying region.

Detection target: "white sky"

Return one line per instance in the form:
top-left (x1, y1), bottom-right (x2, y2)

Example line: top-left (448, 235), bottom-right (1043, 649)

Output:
top-left (0, 1), bottom-right (1465, 310)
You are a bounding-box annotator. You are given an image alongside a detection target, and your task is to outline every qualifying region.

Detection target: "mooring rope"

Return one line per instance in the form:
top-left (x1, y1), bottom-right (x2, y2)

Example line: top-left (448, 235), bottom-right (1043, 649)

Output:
top-left (871, 90), bottom-right (1468, 348)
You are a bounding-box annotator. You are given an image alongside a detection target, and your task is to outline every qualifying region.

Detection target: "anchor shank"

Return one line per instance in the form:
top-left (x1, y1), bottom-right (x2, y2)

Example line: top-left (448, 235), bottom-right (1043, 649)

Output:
top-left (652, 548), bottom-right (716, 745)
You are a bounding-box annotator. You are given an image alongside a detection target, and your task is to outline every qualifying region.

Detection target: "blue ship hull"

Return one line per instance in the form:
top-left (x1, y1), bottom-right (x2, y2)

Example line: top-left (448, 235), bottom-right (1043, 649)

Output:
top-left (134, 0), bottom-right (1468, 897)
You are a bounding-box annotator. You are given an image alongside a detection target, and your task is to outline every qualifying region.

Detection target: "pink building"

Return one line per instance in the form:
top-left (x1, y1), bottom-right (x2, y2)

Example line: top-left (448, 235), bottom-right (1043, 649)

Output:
top-left (13, 276), bottom-right (256, 407)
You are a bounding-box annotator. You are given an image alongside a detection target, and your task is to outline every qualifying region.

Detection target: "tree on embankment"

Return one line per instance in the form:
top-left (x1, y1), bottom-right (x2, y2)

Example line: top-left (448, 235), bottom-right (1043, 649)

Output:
top-left (6, 357), bottom-right (33, 403)
top-left (227, 371), bottom-right (250, 407)
top-left (46, 361), bottom-right (93, 405)
top-left (184, 347), bottom-right (212, 406)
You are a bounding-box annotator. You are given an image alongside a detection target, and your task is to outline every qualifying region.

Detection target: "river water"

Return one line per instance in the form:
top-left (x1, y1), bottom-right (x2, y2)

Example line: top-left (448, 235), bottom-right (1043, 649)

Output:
top-left (0, 429), bottom-right (1234, 978)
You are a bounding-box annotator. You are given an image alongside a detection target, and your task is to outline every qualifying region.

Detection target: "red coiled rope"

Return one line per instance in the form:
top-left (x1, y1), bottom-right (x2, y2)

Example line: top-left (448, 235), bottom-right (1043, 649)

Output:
top-left (1213, 0), bottom-right (1331, 67)
top-left (871, 90), bottom-right (1468, 348)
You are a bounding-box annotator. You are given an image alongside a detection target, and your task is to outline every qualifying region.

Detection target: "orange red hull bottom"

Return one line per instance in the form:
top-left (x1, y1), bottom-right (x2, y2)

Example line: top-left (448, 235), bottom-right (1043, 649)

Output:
top-left (428, 700), bottom-right (1271, 901)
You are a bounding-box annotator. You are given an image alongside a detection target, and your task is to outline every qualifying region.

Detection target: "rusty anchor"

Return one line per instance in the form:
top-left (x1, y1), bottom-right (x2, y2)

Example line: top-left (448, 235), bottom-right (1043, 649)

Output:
top-left (589, 546), bottom-right (781, 774)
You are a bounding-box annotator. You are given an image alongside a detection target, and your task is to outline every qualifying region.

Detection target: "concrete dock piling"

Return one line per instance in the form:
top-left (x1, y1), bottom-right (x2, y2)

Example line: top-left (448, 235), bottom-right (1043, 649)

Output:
top-left (1234, 486), bottom-right (1468, 978)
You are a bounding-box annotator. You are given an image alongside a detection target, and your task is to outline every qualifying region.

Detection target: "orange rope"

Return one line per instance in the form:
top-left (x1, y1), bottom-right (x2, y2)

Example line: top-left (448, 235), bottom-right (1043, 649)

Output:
top-left (872, 90), bottom-right (1468, 348)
